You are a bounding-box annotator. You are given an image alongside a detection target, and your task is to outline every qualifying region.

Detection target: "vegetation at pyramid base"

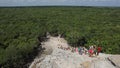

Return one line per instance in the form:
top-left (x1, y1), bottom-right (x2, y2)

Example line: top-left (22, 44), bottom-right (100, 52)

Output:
top-left (0, 6), bottom-right (120, 68)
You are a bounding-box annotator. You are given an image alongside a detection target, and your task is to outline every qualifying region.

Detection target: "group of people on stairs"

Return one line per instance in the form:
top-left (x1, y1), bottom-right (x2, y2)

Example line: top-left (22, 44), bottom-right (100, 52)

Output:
top-left (75, 45), bottom-right (102, 57)
top-left (58, 45), bottom-right (102, 57)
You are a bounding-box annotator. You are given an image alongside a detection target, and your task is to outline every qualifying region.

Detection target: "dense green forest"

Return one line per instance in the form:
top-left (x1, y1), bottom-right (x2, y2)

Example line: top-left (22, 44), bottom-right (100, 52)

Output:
top-left (0, 6), bottom-right (120, 67)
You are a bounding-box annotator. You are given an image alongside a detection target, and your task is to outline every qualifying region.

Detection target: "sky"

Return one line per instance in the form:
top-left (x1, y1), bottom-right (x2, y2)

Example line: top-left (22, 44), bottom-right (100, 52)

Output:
top-left (0, 0), bottom-right (120, 7)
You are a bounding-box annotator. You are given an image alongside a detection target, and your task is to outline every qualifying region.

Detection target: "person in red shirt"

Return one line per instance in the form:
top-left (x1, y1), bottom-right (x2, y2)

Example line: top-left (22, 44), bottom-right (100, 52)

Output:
top-left (88, 46), bottom-right (94, 57)
top-left (88, 48), bottom-right (93, 57)
top-left (97, 45), bottom-right (102, 55)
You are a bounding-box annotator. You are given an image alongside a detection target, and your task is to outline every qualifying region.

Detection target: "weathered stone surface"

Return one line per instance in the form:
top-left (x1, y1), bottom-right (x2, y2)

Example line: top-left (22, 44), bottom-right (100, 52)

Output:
top-left (36, 49), bottom-right (90, 68)
top-left (30, 48), bottom-right (118, 68)
top-left (29, 36), bottom-right (119, 68)
top-left (108, 55), bottom-right (120, 68)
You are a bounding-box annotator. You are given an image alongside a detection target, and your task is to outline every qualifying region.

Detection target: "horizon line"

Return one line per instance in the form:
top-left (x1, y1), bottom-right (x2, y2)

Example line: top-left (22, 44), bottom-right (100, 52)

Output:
top-left (0, 5), bottom-right (120, 8)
